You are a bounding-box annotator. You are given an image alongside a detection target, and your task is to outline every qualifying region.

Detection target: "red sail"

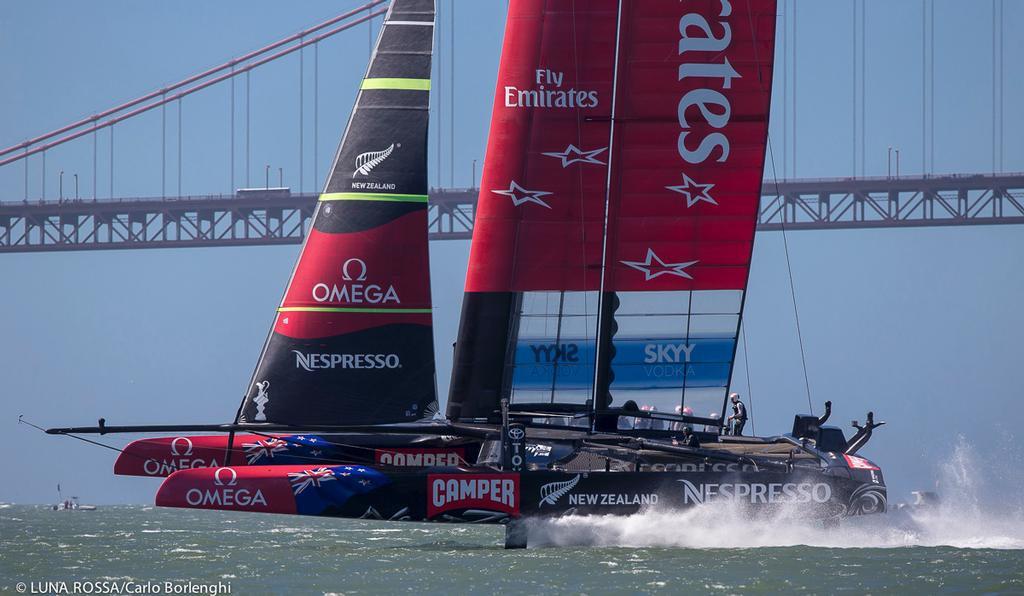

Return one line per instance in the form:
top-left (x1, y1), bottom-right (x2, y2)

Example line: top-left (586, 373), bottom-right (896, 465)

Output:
top-left (449, 0), bottom-right (776, 422)
top-left (465, 0), bottom-right (617, 292)
top-left (606, 0), bottom-right (776, 293)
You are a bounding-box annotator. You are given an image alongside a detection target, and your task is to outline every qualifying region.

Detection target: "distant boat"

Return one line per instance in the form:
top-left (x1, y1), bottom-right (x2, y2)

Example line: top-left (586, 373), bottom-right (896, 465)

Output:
top-left (51, 484), bottom-right (96, 511)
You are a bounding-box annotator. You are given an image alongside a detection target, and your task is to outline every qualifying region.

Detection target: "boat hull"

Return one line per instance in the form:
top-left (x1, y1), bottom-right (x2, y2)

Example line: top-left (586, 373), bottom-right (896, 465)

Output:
top-left (156, 464), bottom-right (886, 522)
top-left (114, 434), bottom-right (476, 477)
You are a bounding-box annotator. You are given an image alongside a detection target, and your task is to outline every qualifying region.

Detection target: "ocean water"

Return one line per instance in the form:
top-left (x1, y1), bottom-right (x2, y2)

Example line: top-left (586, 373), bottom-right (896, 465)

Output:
top-left (3, 442), bottom-right (1023, 595)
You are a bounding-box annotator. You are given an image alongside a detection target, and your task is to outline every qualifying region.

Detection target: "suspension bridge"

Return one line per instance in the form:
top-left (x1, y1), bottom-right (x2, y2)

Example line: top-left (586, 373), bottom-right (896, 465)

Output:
top-left (1, 1), bottom-right (1020, 253)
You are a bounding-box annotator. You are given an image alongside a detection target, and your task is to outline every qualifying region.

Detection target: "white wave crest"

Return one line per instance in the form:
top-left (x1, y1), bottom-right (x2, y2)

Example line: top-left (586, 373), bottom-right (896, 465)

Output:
top-left (528, 437), bottom-right (1024, 550)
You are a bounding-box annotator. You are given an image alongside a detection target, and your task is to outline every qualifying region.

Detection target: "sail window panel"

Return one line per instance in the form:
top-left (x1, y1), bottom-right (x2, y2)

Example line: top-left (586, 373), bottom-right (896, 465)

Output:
top-left (519, 290), bottom-right (599, 317)
top-left (684, 387), bottom-right (729, 421)
top-left (517, 316), bottom-right (598, 340)
top-left (612, 314), bottom-right (688, 337)
top-left (683, 363), bottom-right (732, 388)
top-left (510, 362), bottom-right (595, 390)
top-left (510, 387), bottom-right (592, 406)
top-left (688, 314), bottom-right (740, 338)
top-left (615, 291), bottom-right (690, 315)
top-left (609, 364), bottom-right (685, 390)
top-left (690, 290), bottom-right (744, 314)
top-left (517, 315), bottom-right (598, 341)
top-left (513, 338), bottom-right (596, 366)
top-left (607, 389), bottom-right (683, 429)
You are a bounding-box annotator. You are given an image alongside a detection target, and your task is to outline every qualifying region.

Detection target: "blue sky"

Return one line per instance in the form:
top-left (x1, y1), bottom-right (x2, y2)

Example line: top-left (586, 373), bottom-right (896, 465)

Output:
top-left (0, 0), bottom-right (1022, 504)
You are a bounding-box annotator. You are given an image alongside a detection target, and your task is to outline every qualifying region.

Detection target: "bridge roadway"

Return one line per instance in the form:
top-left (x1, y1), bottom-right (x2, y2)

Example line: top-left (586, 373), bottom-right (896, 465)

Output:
top-left (1, 173), bottom-right (1022, 253)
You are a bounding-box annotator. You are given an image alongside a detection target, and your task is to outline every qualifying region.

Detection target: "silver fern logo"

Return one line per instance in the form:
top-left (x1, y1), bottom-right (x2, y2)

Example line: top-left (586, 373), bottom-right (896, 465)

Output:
top-left (539, 474), bottom-right (581, 507)
top-left (354, 143), bottom-right (396, 176)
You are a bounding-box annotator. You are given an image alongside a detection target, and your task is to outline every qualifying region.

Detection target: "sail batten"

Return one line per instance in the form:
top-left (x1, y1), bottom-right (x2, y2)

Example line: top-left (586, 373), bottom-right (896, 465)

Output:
top-left (238, 0), bottom-right (437, 427)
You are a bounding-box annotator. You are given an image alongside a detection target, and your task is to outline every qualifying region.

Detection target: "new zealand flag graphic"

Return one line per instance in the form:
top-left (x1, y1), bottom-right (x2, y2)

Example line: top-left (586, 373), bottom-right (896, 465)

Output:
top-left (288, 465), bottom-right (390, 516)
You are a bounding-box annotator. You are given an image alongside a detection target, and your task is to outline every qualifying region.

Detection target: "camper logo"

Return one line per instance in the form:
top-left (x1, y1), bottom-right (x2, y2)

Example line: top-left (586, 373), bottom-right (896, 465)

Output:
top-left (427, 474), bottom-right (519, 517)
top-left (354, 143), bottom-right (396, 177)
top-left (374, 448), bottom-right (465, 467)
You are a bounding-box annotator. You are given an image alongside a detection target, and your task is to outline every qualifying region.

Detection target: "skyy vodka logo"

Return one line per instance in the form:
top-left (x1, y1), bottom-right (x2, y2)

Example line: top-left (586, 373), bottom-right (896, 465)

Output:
top-left (676, 0), bottom-right (741, 164)
top-left (311, 257), bottom-right (400, 305)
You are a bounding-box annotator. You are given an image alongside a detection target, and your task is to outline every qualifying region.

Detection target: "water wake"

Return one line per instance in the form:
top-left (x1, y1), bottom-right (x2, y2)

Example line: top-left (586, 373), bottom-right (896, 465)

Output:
top-left (529, 437), bottom-right (1024, 549)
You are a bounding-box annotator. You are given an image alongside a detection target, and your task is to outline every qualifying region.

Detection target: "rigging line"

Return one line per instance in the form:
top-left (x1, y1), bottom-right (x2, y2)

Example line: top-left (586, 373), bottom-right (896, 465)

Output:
top-left (741, 323), bottom-right (754, 436)
top-left (590, 0), bottom-right (625, 426)
top-left (454, 0), bottom-right (458, 186)
top-left (755, 37), bottom-right (813, 416)
top-left (856, 0), bottom-right (864, 176)
top-left (567, 0), bottom-right (589, 403)
top-left (436, 1), bottom-right (442, 186)
top-left (19, 416), bottom-right (127, 457)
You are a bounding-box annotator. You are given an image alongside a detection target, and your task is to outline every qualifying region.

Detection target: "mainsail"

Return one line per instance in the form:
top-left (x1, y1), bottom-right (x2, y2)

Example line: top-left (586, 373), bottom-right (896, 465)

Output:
top-left (448, 0), bottom-right (777, 424)
top-left (238, 0), bottom-right (437, 426)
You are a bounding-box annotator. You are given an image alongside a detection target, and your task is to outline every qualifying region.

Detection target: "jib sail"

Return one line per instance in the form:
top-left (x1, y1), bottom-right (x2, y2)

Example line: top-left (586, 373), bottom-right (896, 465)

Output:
top-left (448, 0), bottom-right (777, 424)
top-left (238, 0), bottom-right (438, 426)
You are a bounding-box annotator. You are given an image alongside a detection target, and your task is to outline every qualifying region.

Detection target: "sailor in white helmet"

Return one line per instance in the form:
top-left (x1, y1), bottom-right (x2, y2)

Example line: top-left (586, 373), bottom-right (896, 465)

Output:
top-left (636, 404), bottom-right (662, 430)
top-left (672, 405), bottom-right (694, 432)
top-left (727, 393), bottom-right (748, 435)
top-left (705, 411), bottom-right (722, 434)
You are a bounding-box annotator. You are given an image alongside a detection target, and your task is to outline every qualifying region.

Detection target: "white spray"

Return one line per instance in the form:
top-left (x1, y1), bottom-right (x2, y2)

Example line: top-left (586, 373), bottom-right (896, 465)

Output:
top-left (528, 437), bottom-right (1024, 549)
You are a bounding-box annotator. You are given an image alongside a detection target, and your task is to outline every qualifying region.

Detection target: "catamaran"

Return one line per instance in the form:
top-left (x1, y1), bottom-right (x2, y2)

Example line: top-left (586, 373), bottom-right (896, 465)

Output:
top-left (47, 0), bottom-right (887, 548)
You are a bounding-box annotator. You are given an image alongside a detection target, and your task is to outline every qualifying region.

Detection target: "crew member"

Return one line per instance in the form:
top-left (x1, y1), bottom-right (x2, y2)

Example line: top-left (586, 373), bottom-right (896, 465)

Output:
top-left (727, 393), bottom-right (748, 436)
top-left (704, 411), bottom-right (722, 434)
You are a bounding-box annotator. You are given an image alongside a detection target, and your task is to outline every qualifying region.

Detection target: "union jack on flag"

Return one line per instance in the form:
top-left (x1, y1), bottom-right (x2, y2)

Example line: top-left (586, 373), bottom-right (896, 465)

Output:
top-left (288, 467), bottom-right (336, 495)
top-left (243, 437), bottom-right (289, 464)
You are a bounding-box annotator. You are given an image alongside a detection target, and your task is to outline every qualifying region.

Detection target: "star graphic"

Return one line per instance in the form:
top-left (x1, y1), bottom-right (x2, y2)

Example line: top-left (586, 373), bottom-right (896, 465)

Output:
top-left (491, 180), bottom-right (553, 209)
top-left (340, 472), bottom-right (350, 476)
top-left (542, 144), bottom-right (607, 167)
top-left (620, 248), bottom-right (698, 281)
top-left (358, 479), bottom-right (372, 486)
top-left (310, 449), bottom-right (322, 457)
top-left (666, 173), bottom-right (717, 208)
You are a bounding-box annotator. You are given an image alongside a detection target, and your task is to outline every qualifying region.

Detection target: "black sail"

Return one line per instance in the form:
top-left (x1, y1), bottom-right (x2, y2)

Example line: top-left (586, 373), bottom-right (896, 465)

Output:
top-left (238, 0), bottom-right (437, 426)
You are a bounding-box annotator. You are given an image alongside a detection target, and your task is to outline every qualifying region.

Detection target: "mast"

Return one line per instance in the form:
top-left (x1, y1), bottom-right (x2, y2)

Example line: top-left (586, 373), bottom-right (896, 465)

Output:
top-left (590, 0), bottom-right (626, 422)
